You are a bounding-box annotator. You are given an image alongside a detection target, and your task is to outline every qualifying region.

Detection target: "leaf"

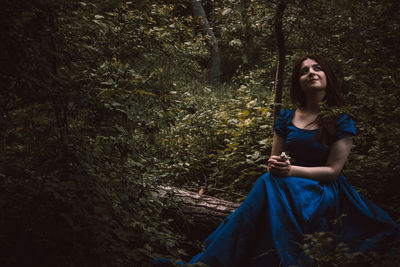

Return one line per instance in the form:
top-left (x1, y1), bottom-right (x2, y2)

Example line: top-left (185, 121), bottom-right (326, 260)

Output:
top-left (101, 79), bottom-right (114, 85)
top-left (134, 89), bottom-right (156, 96)
top-left (198, 188), bottom-right (204, 196)
top-left (229, 39), bottom-right (243, 47)
top-left (222, 8), bottom-right (232, 16)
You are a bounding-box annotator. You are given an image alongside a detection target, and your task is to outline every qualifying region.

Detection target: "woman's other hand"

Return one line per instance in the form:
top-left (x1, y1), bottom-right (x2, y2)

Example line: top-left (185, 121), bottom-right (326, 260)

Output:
top-left (268, 155), bottom-right (291, 177)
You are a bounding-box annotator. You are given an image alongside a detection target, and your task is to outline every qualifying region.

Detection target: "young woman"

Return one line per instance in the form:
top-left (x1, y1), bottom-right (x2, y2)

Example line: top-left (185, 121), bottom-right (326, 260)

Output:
top-left (185, 54), bottom-right (400, 266)
top-left (154, 55), bottom-right (399, 266)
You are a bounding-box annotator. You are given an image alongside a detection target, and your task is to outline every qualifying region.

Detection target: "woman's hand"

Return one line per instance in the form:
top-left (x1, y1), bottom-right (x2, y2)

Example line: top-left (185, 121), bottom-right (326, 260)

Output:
top-left (268, 155), bottom-right (291, 177)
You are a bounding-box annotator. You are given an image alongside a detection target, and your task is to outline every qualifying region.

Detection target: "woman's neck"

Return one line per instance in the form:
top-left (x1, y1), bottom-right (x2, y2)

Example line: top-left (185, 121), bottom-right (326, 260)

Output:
top-left (303, 90), bottom-right (326, 113)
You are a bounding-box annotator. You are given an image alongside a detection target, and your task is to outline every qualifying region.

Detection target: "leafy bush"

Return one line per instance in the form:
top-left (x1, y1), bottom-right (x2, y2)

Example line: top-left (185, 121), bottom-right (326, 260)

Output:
top-left (299, 230), bottom-right (400, 267)
top-left (0, 0), bottom-right (204, 265)
top-left (1, 0), bottom-right (399, 266)
top-left (150, 71), bottom-right (275, 202)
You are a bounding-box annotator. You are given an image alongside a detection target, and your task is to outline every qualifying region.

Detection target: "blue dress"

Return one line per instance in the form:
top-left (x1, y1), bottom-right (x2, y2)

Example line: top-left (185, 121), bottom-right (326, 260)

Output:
top-left (186, 109), bottom-right (400, 266)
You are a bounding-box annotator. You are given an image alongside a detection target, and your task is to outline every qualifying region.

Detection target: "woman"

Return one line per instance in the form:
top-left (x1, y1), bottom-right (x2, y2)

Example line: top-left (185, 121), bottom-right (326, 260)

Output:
top-left (154, 54), bottom-right (399, 266)
top-left (184, 54), bottom-right (400, 266)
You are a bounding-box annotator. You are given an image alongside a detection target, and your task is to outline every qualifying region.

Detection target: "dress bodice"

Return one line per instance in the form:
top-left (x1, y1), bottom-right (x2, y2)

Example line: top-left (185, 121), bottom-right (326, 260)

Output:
top-left (274, 109), bottom-right (356, 167)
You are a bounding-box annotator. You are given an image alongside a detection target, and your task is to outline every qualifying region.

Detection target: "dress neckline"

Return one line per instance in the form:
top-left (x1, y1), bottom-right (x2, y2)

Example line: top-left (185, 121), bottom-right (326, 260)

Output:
top-left (288, 109), bottom-right (319, 131)
top-left (289, 122), bottom-right (319, 131)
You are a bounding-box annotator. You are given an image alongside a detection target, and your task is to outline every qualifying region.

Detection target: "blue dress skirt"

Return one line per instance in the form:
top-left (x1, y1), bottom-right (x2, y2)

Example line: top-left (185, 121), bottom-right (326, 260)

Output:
top-left (158, 110), bottom-right (400, 266)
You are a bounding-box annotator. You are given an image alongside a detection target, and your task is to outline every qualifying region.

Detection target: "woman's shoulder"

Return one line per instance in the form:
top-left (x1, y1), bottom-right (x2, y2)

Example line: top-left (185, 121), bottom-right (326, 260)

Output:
top-left (336, 113), bottom-right (355, 126)
top-left (273, 109), bottom-right (295, 138)
top-left (278, 108), bottom-right (295, 119)
top-left (336, 113), bottom-right (357, 139)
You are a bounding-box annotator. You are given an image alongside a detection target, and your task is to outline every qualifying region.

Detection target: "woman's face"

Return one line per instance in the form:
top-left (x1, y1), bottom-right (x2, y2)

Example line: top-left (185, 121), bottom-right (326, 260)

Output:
top-left (298, 58), bottom-right (327, 93)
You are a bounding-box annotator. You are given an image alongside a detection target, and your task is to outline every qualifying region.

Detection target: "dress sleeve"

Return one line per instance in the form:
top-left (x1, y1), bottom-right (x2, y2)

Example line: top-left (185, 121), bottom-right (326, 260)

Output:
top-left (336, 114), bottom-right (357, 140)
top-left (273, 109), bottom-right (289, 138)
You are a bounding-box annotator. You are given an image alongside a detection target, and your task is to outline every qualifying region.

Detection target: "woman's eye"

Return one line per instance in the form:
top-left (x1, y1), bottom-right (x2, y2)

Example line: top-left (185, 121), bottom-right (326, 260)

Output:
top-left (314, 66), bottom-right (322, 71)
top-left (300, 68), bottom-right (309, 75)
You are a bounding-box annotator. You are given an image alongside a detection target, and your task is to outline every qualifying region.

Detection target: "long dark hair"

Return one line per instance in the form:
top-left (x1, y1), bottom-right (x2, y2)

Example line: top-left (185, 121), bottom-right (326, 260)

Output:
top-left (290, 54), bottom-right (344, 146)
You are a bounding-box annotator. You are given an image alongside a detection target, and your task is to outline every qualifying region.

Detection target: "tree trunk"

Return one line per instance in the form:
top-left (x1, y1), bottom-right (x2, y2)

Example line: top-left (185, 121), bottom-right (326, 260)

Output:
top-left (154, 185), bottom-right (240, 239)
top-left (190, 0), bottom-right (221, 84)
top-left (273, 0), bottom-right (288, 122)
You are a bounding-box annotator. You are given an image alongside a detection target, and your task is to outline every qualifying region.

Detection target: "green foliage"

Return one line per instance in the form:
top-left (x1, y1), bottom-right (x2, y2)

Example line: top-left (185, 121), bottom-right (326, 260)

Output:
top-left (299, 230), bottom-right (400, 267)
top-left (1, 0), bottom-right (204, 265)
top-left (210, 0), bottom-right (276, 80)
top-left (300, 231), bottom-right (357, 266)
top-left (1, 0), bottom-right (399, 265)
top-left (151, 75), bottom-right (274, 202)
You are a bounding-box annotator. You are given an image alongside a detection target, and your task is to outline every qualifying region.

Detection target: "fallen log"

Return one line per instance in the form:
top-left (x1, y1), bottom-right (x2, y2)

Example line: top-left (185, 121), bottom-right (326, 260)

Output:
top-left (155, 186), bottom-right (241, 239)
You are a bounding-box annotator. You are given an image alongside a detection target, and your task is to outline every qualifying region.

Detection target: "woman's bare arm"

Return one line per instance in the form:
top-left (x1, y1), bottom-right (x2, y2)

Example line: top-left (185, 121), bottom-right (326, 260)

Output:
top-left (270, 131), bottom-right (286, 156)
top-left (288, 136), bottom-right (353, 182)
top-left (267, 131), bottom-right (286, 176)
top-left (269, 133), bottom-right (354, 183)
